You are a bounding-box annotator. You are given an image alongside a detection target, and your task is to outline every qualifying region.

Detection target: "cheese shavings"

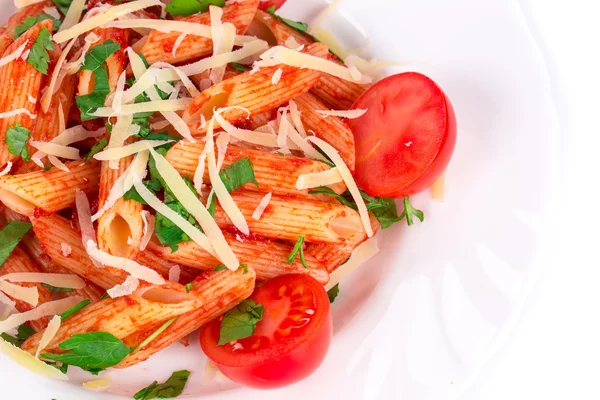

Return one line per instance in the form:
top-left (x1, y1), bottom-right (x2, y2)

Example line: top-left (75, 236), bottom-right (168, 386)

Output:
top-left (0, 338), bottom-right (68, 380)
top-left (171, 33), bottom-right (187, 57)
top-left (86, 240), bottom-right (165, 285)
top-left (93, 140), bottom-right (173, 161)
top-left (280, 114), bottom-right (326, 161)
top-left (325, 237), bottom-right (379, 291)
top-left (90, 98), bottom-right (191, 117)
top-left (93, 150), bottom-right (149, 221)
top-left (296, 168), bottom-right (343, 190)
top-left (13, 0), bottom-right (44, 8)
top-left (29, 142), bottom-right (80, 160)
top-left (251, 192), bottom-right (271, 220)
top-left (0, 281), bottom-right (38, 307)
top-left (107, 275), bottom-right (140, 298)
top-left (288, 100), bottom-right (306, 137)
top-left (83, 379), bottom-right (112, 391)
top-left (53, 0), bottom-right (163, 44)
top-left (0, 291), bottom-right (15, 308)
top-left (204, 117), bottom-right (249, 235)
top-left (0, 108), bottom-right (36, 120)
top-left (0, 162), bottom-right (12, 177)
top-left (258, 46), bottom-right (373, 84)
top-left (41, 37), bottom-right (77, 112)
top-left (147, 146), bottom-right (240, 269)
top-left (308, 136), bottom-right (373, 237)
top-left (0, 41), bottom-right (28, 69)
top-left (209, 6), bottom-right (235, 85)
top-left (168, 265), bottom-right (180, 283)
top-left (271, 68), bottom-right (283, 85)
top-left (0, 296), bottom-right (83, 334)
top-left (112, 70), bottom-right (127, 112)
top-left (151, 62), bottom-right (200, 97)
top-left (0, 273), bottom-right (86, 289)
top-left (35, 315), bottom-right (61, 358)
top-left (316, 109), bottom-right (368, 119)
top-left (105, 115), bottom-right (134, 169)
top-left (140, 210), bottom-right (154, 251)
top-left (59, 0), bottom-right (86, 32)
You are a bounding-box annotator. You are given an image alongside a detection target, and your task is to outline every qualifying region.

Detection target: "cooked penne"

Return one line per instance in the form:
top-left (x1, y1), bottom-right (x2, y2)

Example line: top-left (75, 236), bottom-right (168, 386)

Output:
top-left (0, 20), bottom-right (50, 167)
top-left (254, 10), bottom-right (366, 110)
top-left (147, 232), bottom-right (329, 284)
top-left (0, 29), bottom-right (11, 55)
top-left (117, 268), bottom-right (255, 368)
top-left (140, 0), bottom-right (259, 65)
top-left (212, 190), bottom-right (363, 244)
top-left (165, 140), bottom-right (346, 197)
top-left (30, 214), bottom-right (125, 290)
top-left (1, 246), bottom-right (52, 331)
top-left (293, 93), bottom-right (356, 171)
top-left (21, 282), bottom-right (206, 355)
top-left (183, 43), bottom-right (329, 132)
top-left (3, 1), bottom-right (49, 39)
top-left (136, 250), bottom-right (200, 284)
top-left (0, 160), bottom-right (100, 216)
top-left (30, 75), bottom-right (76, 144)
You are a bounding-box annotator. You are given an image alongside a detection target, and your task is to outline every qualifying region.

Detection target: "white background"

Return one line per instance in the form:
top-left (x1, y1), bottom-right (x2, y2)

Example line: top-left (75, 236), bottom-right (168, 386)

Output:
top-left (463, 1), bottom-right (600, 398)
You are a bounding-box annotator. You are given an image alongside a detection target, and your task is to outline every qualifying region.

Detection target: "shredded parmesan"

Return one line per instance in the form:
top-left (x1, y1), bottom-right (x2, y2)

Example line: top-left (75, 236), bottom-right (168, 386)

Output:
top-left (112, 70), bottom-right (127, 112)
top-left (0, 338), bottom-right (68, 380)
top-left (150, 62), bottom-right (200, 97)
top-left (61, 243), bottom-right (72, 257)
top-left (41, 37), bottom-right (76, 112)
top-left (82, 379), bottom-right (112, 391)
top-left (288, 100), bottom-right (306, 137)
top-left (193, 150), bottom-right (207, 195)
top-left (0, 296), bottom-right (83, 334)
top-left (43, 6), bottom-right (61, 19)
top-left (296, 168), bottom-right (343, 190)
top-left (35, 315), bottom-right (61, 358)
top-left (308, 137), bottom-right (373, 237)
top-left (59, 0), bottom-right (86, 32)
top-left (0, 281), bottom-right (38, 307)
top-left (251, 193), bottom-right (272, 220)
top-left (0, 108), bottom-right (36, 120)
top-left (168, 265), bottom-right (180, 283)
top-left (48, 156), bottom-right (69, 172)
top-left (316, 109), bottom-right (368, 119)
top-left (271, 68), bottom-right (283, 85)
top-left (29, 142), bottom-right (79, 160)
top-left (0, 162), bottom-right (12, 177)
top-left (0, 40), bottom-right (28, 68)
top-left (90, 98), bottom-right (191, 117)
top-left (140, 210), bottom-right (154, 251)
top-left (27, 94), bottom-right (36, 104)
top-left (75, 190), bottom-right (102, 267)
top-left (107, 275), bottom-right (140, 298)
top-left (171, 33), bottom-right (187, 56)
top-left (0, 273), bottom-right (85, 289)
top-left (325, 238), bottom-right (379, 291)
top-left (280, 113), bottom-right (326, 161)
top-left (0, 291), bottom-right (15, 308)
top-left (14, 0), bottom-right (45, 9)
top-left (93, 140), bottom-right (173, 161)
top-left (284, 37), bottom-right (304, 51)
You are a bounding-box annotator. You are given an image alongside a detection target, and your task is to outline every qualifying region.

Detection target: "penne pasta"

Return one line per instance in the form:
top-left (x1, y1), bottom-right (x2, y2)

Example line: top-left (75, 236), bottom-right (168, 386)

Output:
top-left (30, 214), bottom-right (125, 290)
top-left (0, 160), bottom-right (100, 216)
top-left (212, 190), bottom-right (363, 244)
top-left (165, 140), bottom-right (346, 197)
top-left (0, 246), bottom-right (52, 331)
top-left (3, 1), bottom-right (49, 39)
top-left (0, 20), bottom-right (50, 167)
top-left (140, 0), bottom-right (259, 65)
top-left (146, 232), bottom-right (329, 284)
top-left (135, 250), bottom-right (201, 285)
top-left (183, 43), bottom-right (329, 132)
top-left (117, 268), bottom-right (255, 368)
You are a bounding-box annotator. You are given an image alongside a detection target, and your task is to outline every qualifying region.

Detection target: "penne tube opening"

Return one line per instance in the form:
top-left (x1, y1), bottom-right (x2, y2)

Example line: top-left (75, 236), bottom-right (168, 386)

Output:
top-left (139, 286), bottom-right (193, 304)
top-left (186, 91), bottom-right (231, 124)
top-left (329, 213), bottom-right (364, 238)
top-left (0, 188), bottom-right (35, 216)
top-left (98, 213), bottom-right (137, 259)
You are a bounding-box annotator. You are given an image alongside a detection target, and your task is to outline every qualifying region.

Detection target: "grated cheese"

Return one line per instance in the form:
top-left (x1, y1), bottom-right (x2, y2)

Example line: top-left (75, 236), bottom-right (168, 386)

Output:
top-left (148, 146), bottom-right (240, 268)
top-left (171, 33), bottom-right (187, 57)
top-left (140, 210), bottom-right (154, 251)
top-left (13, 0), bottom-right (44, 8)
top-left (0, 273), bottom-right (85, 289)
top-left (0, 41), bottom-right (27, 68)
top-left (150, 62), bottom-right (200, 97)
top-left (251, 192), bottom-right (272, 220)
top-left (0, 296), bottom-right (83, 334)
top-left (29, 142), bottom-right (79, 160)
top-left (35, 315), bottom-right (61, 358)
top-left (59, 0), bottom-right (86, 32)
top-left (288, 100), bottom-right (306, 137)
top-left (41, 37), bottom-right (77, 112)
top-left (0, 281), bottom-right (38, 307)
top-left (112, 70), bottom-right (127, 112)
top-left (0, 108), bottom-right (36, 120)
top-left (107, 275), bottom-right (140, 298)
top-left (324, 237), bottom-right (379, 291)
top-left (82, 379), bottom-right (112, 391)
top-left (0, 338), bottom-right (68, 380)
top-left (0, 162), bottom-right (12, 177)
top-left (48, 155), bottom-right (69, 172)
top-left (271, 68), bottom-right (283, 85)
top-left (308, 136), bottom-right (373, 237)
top-left (43, 6), bottom-right (61, 19)
top-left (284, 37), bottom-right (304, 51)
top-left (280, 113), bottom-right (326, 161)
top-left (61, 243), bottom-right (72, 257)
top-left (296, 168), bottom-right (343, 190)
top-left (0, 291), bottom-right (15, 308)
top-left (89, 98), bottom-right (191, 117)
top-left (93, 140), bottom-right (173, 161)
top-left (168, 265), bottom-right (180, 283)
top-left (316, 109), bottom-right (368, 119)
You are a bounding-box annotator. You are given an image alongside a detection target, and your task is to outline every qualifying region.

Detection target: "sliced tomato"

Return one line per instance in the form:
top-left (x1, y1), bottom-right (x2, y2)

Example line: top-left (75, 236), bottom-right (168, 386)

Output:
top-left (348, 72), bottom-right (457, 198)
top-left (199, 274), bottom-right (332, 389)
top-left (258, 0), bottom-right (287, 11)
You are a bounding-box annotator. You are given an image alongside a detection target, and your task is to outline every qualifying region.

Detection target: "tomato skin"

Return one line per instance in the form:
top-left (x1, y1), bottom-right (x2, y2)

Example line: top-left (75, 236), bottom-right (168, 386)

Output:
top-left (348, 72), bottom-right (457, 198)
top-left (199, 274), bottom-right (332, 390)
top-left (258, 0), bottom-right (287, 11)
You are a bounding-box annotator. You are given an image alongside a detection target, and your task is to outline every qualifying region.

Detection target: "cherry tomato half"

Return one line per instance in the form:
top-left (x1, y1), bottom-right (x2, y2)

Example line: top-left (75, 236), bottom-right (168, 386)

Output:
top-left (200, 274), bottom-right (332, 389)
top-left (258, 0), bottom-right (287, 11)
top-left (348, 72), bottom-right (457, 198)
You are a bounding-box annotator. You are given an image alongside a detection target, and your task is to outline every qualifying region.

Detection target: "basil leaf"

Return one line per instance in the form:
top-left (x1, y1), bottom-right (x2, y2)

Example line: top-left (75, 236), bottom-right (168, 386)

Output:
top-left (52, 0), bottom-right (72, 15)
top-left (42, 283), bottom-right (74, 293)
top-left (229, 62), bottom-right (251, 72)
top-left (27, 26), bottom-right (54, 74)
top-left (76, 66), bottom-right (110, 120)
top-left (80, 40), bottom-right (120, 72)
top-left (84, 138), bottom-right (108, 161)
top-left (213, 265), bottom-right (226, 271)
top-left (41, 332), bottom-right (131, 373)
top-left (285, 236), bottom-right (307, 268)
top-left (133, 370), bottom-right (190, 400)
top-left (0, 221), bottom-right (32, 267)
top-left (59, 299), bottom-right (90, 320)
top-left (0, 323), bottom-right (36, 347)
top-left (5, 123), bottom-right (31, 162)
top-left (327, 284), bottom-right (339, 303)
top-left (14, 14), bottom-right (62, 39)
top-left (165, 0), bottom-right (224, 17)
top-left (218, 157), bottom-right (258, 193)
top-left (218, 299), bottom-right (263, 345)
top-left (154, 200), bottom-right (200, 252)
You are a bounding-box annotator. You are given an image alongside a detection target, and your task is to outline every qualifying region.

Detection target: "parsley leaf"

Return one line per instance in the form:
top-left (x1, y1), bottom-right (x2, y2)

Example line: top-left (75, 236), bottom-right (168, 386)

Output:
top-left (53, 0), bottom-right (73, 15)
top-left (133, 370), bottom-right (190, 400)
top-left (84, 138), bottom-right (108, 161)
top-left (218, 299), bottom-right (263, 345)
top-left (286, 236), bottom-right (308, 268)
top-left (59, 299), bottom-right (90, 320)
top-left (165, 0), bottom-right (224, 17)
top-left (219, 157), bottom-right (259, 193)
top-left (0, 323), bottom-right (36, 347)
top-left (80, 40), bottom-right (120, 72)
top-left (0, 221), bottom-right (32, 267)
top-left (14, 14), bottom-right (62, 39)
top-left (399, 197), bottom-right (425, 226)
top-left (213, 265), bottom-right (227, 271)
top-left (76, 65), bottom-right (110, 120)
top-left (184, 283), bottom-right (192, 293)
top-left (5, 123), bottom-right (31, 162)
top-left (27, 26), bottom-right (54, 74)
top-left (132, 317), bottom-right (179, 355)
top-left (327, 283), bottom-right (339, 303)
top-left (229, 62), bottom-right (251, 72)
top-left (42, 283), bottom-right (73, 293)
top-left (41, 332), bottom-right (131, 373)
top-left (266, 5), bottom-right (308, 32)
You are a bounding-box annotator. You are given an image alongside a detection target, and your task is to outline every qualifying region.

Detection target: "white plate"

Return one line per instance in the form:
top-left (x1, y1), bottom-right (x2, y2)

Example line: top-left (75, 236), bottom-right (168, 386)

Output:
top-left (0, 0), bottom-right (559, 399)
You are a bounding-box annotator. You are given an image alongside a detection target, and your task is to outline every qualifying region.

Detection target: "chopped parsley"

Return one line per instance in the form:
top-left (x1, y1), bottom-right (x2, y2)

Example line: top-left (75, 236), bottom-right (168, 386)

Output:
top-left (327, 283), bottom-right (339, 303)
top-left (84, 138), bottom-right (108, 161)
top-left (75, 65), bottom-right (110, 120)
top-left (42, 283), bottom-right (73, 293)
top-left (27, 26), bottom-right (54, 74)
top-left (5, 123), bottom-right (31, 162)
top-left (286, 236), bottom-right (308, 268)
top-left (184, 283), bottom-right (192, 293)
top-left (0, 221), bottom-right (32, 267)
top-left (14, 13), bottom-right (62, 39)
top-left (229, 62), bottom-right (251, 72)
top-left (80, 40), bottom-right (120, 72)
top-left (0, 323), bottom-right (35, 347)
top-left (59, 299), bottom-right (90, 320)
top-left (133, 370), bottom-right (190, 400)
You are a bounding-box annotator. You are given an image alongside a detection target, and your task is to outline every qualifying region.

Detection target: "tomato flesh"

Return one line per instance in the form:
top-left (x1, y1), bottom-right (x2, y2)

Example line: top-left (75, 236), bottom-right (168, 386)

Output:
top-left (258, 0), bottom-right (287, 11)
top-left (200, 274), bottom-right (332, 389)
top-left (348, 72), bottom-right (457, 198)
